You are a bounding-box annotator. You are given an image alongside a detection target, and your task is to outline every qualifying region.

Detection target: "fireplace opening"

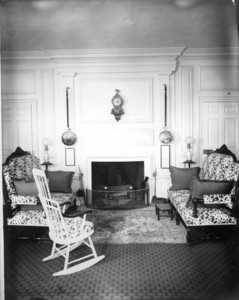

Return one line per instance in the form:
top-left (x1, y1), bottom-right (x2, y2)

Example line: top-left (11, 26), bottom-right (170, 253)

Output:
top-left (86, 161), bottom-right (149, 209)
top-left (92, 161), bottom-right (144, 190)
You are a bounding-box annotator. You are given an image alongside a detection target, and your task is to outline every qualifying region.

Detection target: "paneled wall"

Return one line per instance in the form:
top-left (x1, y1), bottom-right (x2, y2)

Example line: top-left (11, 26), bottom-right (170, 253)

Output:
top-left (1, 48), bottom-right (239, 199)
top-left (172, 48), bottom-right (239, 167)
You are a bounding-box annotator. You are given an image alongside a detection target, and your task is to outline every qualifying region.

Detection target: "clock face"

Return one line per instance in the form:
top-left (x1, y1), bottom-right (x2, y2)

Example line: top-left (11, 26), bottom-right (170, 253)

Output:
top-left (112, 97), bottom-right (122, 106)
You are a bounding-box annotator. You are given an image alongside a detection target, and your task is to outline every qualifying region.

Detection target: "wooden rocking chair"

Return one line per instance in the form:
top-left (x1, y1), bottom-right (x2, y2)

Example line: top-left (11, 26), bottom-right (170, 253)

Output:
top-left (33, 168), bottom-right (105, 276)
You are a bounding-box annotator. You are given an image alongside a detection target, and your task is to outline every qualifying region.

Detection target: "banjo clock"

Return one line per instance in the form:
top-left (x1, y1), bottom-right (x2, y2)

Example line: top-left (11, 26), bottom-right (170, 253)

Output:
top-left (111, 89), bottom-right (124, 122)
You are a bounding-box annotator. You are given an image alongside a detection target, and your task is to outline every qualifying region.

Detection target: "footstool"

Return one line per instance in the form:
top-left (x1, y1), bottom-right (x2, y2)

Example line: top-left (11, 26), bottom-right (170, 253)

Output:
top-left (155, 198), bottom-right (173, 221)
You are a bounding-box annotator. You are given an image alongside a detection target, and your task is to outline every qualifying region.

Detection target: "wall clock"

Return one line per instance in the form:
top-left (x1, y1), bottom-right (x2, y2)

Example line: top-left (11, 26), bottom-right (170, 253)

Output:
top-left (111, 89), bottom-right (124, 122)
top-left (61, 87), bottom-right (77, 146)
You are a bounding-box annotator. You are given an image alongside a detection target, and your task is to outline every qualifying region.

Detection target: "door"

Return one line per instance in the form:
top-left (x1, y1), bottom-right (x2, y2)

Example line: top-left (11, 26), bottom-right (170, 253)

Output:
top-left (201, 98), bottom-right (239, 158)
top-left (2, 100), bottom-right (37, 162)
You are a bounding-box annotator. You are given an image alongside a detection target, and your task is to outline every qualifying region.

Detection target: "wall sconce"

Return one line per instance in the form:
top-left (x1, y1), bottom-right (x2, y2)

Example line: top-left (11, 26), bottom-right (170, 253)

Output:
top-left (42, 138), bottom-right (51, 163)
top-left (185, 136), bottom-right (194, 161)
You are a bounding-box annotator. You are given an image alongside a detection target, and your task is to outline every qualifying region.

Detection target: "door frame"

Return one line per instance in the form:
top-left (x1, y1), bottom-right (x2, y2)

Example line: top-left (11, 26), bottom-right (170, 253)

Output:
top-left (198, 96), bottom-right (239, 164)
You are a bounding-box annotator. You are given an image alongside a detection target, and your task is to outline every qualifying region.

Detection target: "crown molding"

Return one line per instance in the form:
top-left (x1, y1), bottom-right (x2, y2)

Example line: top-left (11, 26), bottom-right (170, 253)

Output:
top-left (1, 47), bottom-right (185, 61)
top-left (182, 47), bottom-right (239, 58)
top-left (1, 48), bottom-right (186, 75)
top-left (2, 47), bottom-right (237, 74)
top-left (2, 47), bottom-right (238, 61)
top-left (1, 51), bottom-right (51, 61)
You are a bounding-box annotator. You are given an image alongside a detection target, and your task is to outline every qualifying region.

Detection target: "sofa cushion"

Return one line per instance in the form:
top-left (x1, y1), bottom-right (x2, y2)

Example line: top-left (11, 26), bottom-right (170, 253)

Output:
top-left (14, 180), bottom-right (38, 196)
top-left (191, 178), bottom-right (234, 199)
top-left (169, 166), bottom-right (200, 190)
top-left (47, 171), bottom-right (74, 193)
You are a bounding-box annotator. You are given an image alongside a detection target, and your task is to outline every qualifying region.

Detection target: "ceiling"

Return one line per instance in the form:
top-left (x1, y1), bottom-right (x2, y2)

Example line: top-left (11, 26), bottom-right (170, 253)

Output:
top-left (0, 0), bottom-right (238, 52)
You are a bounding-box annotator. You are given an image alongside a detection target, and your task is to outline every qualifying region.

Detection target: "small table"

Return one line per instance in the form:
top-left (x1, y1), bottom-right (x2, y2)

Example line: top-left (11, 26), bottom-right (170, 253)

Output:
top-left (183, 160), bottom-right (196, 168)
top-left (155, 198), bottom-right (173, 221)
top-left (41, 162), bottom-right (53, 172)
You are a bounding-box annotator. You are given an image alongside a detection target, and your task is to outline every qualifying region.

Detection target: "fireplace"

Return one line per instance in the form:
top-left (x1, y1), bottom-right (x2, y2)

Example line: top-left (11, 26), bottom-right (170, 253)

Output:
top-left (86, 161), bottom-right (149, 209)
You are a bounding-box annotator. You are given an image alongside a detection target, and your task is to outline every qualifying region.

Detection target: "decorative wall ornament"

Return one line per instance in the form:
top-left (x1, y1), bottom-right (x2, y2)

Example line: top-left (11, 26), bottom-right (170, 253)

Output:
top-left (159, 84), bottom-right (173, 143)
top-left (61, 87), bottom-right (77, 146)
top-left (111, 89), bottom-right (124, 122)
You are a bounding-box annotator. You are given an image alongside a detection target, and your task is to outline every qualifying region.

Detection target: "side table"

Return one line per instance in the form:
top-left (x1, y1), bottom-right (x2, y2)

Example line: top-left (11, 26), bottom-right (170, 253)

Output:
top-left (155, 197), bottom-right (173, 221)
top-left (183, 160), bottom-right (195, 168)
top-left (41, 162), bottom-right (53, 172)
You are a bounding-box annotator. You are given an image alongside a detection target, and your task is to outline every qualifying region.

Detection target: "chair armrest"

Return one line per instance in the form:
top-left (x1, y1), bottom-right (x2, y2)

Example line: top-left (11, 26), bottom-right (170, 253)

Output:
top-left (62, 209), bottom-right (92, 218)
top-left (60, 201), bottom-right (72, 207)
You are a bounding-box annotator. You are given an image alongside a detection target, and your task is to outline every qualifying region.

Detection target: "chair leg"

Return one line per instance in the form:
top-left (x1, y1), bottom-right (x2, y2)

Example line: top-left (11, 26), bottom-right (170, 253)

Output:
top-left (43, 241), bottom-right (83, 262)
top-left (87, 236), bottom-right (97, 258)
top-left (64, 244), bottom-right (70, 271)
top-left (53, 237), bottom-right (105, 276)
top-left (53, 255), bottom-right (105, 276)
top-left (156, 206), bottom-right (160, 220)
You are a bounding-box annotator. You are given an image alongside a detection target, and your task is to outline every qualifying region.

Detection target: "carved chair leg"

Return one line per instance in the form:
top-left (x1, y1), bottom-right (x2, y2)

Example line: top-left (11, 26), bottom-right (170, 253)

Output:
top-left (170, 208), bottom-right (174, 220)
top-left (192, 198), bottom-right (198, 218)
top-left (175, 212), bottom-right (180, 225)
top-left (156, 206), bottom-right (160, 220)
top-left (186, 228), bottom-right (193, 246)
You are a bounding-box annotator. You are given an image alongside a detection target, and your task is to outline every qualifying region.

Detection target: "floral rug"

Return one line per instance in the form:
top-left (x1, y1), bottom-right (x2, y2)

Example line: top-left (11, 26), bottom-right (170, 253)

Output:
top-left (87, 208), bottom-right (186, 244)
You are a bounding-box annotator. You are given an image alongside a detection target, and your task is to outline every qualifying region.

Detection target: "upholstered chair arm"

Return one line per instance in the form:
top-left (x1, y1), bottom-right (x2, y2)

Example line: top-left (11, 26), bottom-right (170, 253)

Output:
top-left (192, 198), bottom-right (203, 218)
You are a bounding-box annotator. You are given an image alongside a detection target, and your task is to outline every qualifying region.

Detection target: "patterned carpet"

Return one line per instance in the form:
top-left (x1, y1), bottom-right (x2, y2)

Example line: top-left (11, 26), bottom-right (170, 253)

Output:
top-left (4, 208), bottom-right (239, 300)
top-left (4, 239), bottom-right (239, 300)
top-left (88, 208), bottom-right (186, 244)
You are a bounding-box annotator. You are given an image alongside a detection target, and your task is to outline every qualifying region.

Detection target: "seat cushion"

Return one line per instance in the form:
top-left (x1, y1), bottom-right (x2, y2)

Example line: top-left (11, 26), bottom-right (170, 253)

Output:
top-left (7, 210), bottom-right (47, 227)
top-left (51, 217), bottom-right (94, 243)
top-left (51, 192), bottom-right (75, 205)
top-left (168, 190), bottom-right (237, 227)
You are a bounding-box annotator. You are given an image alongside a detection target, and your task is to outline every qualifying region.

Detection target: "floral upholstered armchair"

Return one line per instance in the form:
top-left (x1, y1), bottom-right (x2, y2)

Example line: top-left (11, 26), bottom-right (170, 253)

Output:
top-left (168, 152), bottom-right (239, 245)
top-left (3, 153), bottom-right (76, 228)
top-left (191, 153), bottom-right (239, 217)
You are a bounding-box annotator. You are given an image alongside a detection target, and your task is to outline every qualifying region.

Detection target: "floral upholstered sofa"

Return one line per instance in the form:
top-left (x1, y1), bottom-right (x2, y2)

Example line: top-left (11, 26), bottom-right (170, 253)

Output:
top-left (3, 152), bottom-right (76, 229)
top-left (168, 152), bottom-right (239, 245)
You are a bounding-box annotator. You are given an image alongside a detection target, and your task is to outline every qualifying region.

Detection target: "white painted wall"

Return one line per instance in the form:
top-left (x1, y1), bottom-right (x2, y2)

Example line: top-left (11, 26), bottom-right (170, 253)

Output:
top-left (1, 48), bottom-right (239, 201)
top-left (173, 48), bottom-right (239, 167)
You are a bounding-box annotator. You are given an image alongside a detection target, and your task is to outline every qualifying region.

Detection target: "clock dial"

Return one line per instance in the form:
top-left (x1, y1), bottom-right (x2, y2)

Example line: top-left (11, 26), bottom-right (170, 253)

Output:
top-left (113, 97), bottom-right (122, 106)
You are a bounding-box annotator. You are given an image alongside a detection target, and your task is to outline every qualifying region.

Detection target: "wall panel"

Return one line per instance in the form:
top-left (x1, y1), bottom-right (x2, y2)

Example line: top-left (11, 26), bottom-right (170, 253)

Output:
top-left (2, 70), bottom-right (36, 93)
top-left (76, 76), bottom-right (153, 123)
